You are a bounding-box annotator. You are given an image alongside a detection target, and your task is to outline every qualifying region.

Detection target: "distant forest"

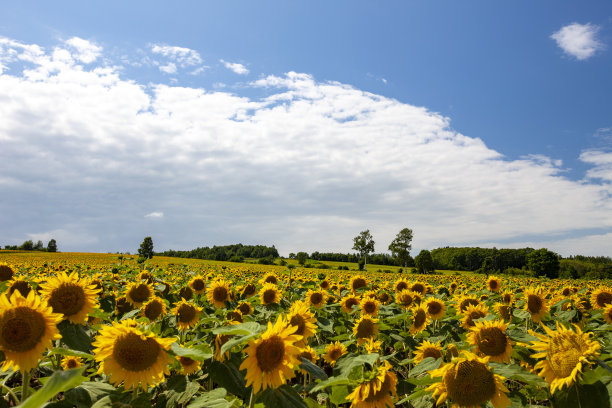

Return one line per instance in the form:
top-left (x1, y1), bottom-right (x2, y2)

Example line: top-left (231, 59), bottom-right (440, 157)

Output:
top-left (159, 244), bottom-right (279, 263)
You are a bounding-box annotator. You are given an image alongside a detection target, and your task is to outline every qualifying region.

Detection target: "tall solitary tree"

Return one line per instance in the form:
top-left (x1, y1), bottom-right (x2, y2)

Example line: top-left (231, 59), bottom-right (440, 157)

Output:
top-left (352, 230), bottom-right (375, 272)
top-left (47, 239), bottom-right (57, 253)
top-left (415, 249), bottom-right (435, 274)
top-left (138, 236), bottom-right (154, 259)
top-left (388, 228), bottom-right (413, 272)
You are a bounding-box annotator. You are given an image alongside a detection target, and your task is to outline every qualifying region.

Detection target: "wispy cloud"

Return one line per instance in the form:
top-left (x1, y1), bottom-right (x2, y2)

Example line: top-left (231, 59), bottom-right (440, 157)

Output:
top-left (551, 23), bottom-right (604, 60)
top-left (151, 44), bottom-right (202, 65)
top-left (145, 212), bottom-right (164, 218)
top-left (65, 37), bottom-right (102, 64)
top-left (220, 59), bottom-right (249, 75)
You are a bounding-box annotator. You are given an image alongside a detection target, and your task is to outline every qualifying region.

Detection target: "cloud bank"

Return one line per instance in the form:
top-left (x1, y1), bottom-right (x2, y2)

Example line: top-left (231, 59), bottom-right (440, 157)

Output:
top-left (1, 36), bottom-right (611, 256)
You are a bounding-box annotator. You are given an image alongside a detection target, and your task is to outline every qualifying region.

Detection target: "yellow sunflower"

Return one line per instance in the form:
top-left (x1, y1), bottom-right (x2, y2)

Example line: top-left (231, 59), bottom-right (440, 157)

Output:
top-left (306, 289), bottom-right (328, 308)
top-left (0, 262), bottom-right (15, 282)
top-left (207, 279), bottom-right (231, 308)
top-left (178, 286), bottom-right (194, 301)
top-left (467, 319), bottom-right (513, 363)
top-left (341, 294), bottom-right (361, 313)
top-left (188, 276), bottom-right (207, 295)
top-left (7, 278), bottom-right (31, 297)
top-left (178, 356), bottom-right (201, 375)
top-left (413, 340), bottom-right (443, 364)
top-left (353, 315), bottom-right (379, 344)
top-left (409, 305), bottom-right (430, 335)
top-left (410, 281), bottom-right (427, 295)
top-left (298, 345), bottom-right (318, 374)
top-left (591, 287), bottom-right (612, 309)
top-left (92, 319), bottom-right (175, 390)
top-left (237, 301), bottom-right (254, 316)
top-left (171, 299), bottom-right (202, 330)
top-left (0, 290), bottom-right (62, 372)
top-left (364, 338), bottom-right (382, 354)
top-left (241, 282), bottom-right (257, 298)
top-left (424, 298), bottom-right (446, 320)
top-left (350, 275), bottom-right (368, 292)
top-left (239, 315), bottom-right (302, 394)
top-left (487, 276), bottom-right (502, 293)
top-left (493, 302), bottom-right (512, 322)
top-left (523, 287), bottom-right (548, 322)
top-left (528, 322), bottom-right (601, 394)
top-left (393, 279), bottom-right (409, 292)
top-left (260, 273), bottom-right (278, 285)
top-left (377, 292), bottom-right (392, 305)
top-left (142, 296), bottom-right (167, 321)
top-left (287, 300), bottom-right (317, 345)
top-left (395, 289), bottom-right (416, 310)
top-left (323, 341), bottom-right (347, 367)
top-left (39, 272), bottom-right (100, 325)
top-left (426, 351), bottom-right (510, 408)
top-left (124, 281), bottom-right (154, 307)
top-left (500, 291), bottom-right (513, 304)
top-left (61, 356), bottom-right (83, 370)
top-left (461, 304), bottom-right (489, 329)
top-left (260, 282), bottom-right (281, 305)
top-left (360, 297), bottom-right (381, 317)
top-left (603, 304), bottom-right (612, 325)
top-left (455, 294), bottom-right (483, 313)
top-left (346, 360), bottom-right (397, 408)
top-left (214, 334), bottom-right (231, 362)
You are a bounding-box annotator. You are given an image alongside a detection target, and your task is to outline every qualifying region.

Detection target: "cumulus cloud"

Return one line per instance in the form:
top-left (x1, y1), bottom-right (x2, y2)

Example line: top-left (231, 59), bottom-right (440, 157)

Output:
top-left (1, 37), bottom-right (611, 255)
top-left (220, 59), bottom-right (249, 75)
top-left (151, 44), bottom-right (202, 65)
top-left (65, 37), bottom-right (102, 64)
top-left (551, 23), bottom-right (604, 60)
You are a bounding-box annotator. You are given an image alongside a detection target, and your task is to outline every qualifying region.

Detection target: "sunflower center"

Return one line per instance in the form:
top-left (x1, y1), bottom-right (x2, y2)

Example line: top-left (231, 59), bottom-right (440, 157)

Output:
top-left (399, 294), bottom-right (413, 306)
top-left (527, 294), bottom-right (543, 314)
top-left (396, 282), bottom-right (408, 291)
top-left (144, 301), bottom-right (163, 320)
top-left (264, 276), bottom-right (278, 284)
top-left (459, 298), bottom-right (479, 312)
top-left (48, 283), bottom-right (86, 317)
top-left (113, 332), bottom-right (161, 372)
top-left (310, 293), bottom-right (323, 305)
top-left (177, 304), bottom-right (196, 323)
top-left (352, 278), bottom-right (366, 291)
top-left (345, 298), bottom-right (360, 310)
top-left (263, 289), bottom-right (277, 304)
top-left (547, 333), bottom-right (586, 378)
top-left (596, 292), bottom-right (612, 308)
top-left (0, 307), bottom-right (46, 352)
top-left (65, 358), bottom-right (79, 369)
top-left (191, 279), bottom-right (205, 292)
top-left (489, 280), bottom-right (499, 290)
top-left (364, 372), bottom-right (394, 402)
top-left (255, 335), bottom-right (285, 372)
top-left (413, 309), bottom-right (427, 328)
top-left (423, 347), bottom-right (442, 360)
top-left (356, 319), bottom-right (375, 339)
top-left (444, 360), bottom-right (496, 406)
top-left (9, 280), bottom-right (31, 297)
top-left (466, 311), bottom-right (486, 327)
top-left (213, 286), bottom-right (228, 303)
top-left (379, 293), bottom-right (390, 303)
top-left (503, 294), bottom-right (512, 304)
top-left (238, 303), bottom-right (251, 315)
top-left (412, 284), bottom-right (425, 294)
top-left (477, 327), bottom-right (508, 356)
top-left (497, 305), bottom-right (511, 321)
top-left (242, 284), bottom-right (256, 297)
top-left (129, 284), bottom-right (151, 304)
top-left (363, 301), bottom-right (377, 314)
top-left (179, 286), bottom-right (193, 300)
top-left (0, 265), bottom-right (14, 281)
top-left (328, 348), bottom-right (343, 361)
top-left (427, 302), bottom-right (442, 315)
top-left (178, 356), bottom-right (196, 366)
top-left (289, 314), bottom-right (306, 335)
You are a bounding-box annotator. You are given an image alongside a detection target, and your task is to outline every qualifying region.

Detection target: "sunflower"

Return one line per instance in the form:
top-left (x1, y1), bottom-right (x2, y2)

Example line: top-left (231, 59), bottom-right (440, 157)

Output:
top-left (461, 304), bottom-right (489, 329)
top-left (188, 276), bottom-right (206, 295)
top-left (424, 298), bottom-right (446, 320)
top-left (455, 294), bottom-right (482, 313)
top-left (350, 276), bottom-right (368, 292)
top-left (171, 299), bottom-right (202, 330)
top-left (353, 315), bottom-right (379, 344)
top-left (500, 291), bottom-right (513, 304)
top-left (445, 344), bottom-right (459, 362)
top-left (260, 282), bottom-right (281, 305)
top-left (214, 334), bottom-right (231, 362)
top-left (493, 302), bottom-right (512, 322)
top-left (237, 301), bottom-right (254, 316)
top-left (287, 300), bottom-right (317, 345)
top-left (0, 263), bottom-right (14, 282)
top-left (39, 272), bottom-right (100, 324)
top-left (239, 315), bottom-right (302, 394)
top-left (178, 356), bottom-right (201, 375)
top-left (207, 279), bottom-right (231, 308)
top-left (395, 289), bottom-right (416, 310)
top-left (341, 294), bottom-right (361, 313)
top-left (178, 286), bottom-right (194, 301)
top-left (298, 345), bottom-right (318, 374)
top-left (467, 319), bottom-right (513, 363)
top-left (306, 289), bottom-right (327, 308)
top-left (413, 340), bottom-right (443, 364)
top-left (346, 360), bottom-right (397, 408)
top-left (591, 287), bottom-right (612, 309)
top-left (409, 305), bottom-right (430, 335)
top-left (124, 281), bottom-right (154, 307)
top-left (410, 281), bottom-right (427, 295)
top-left (138, 271), bottom-right (154, 283)
top-left (241, 283), bottom-right (257, 298)
top-left (0, 291), bottom-right (62, 372)
top-left (260, 273), bottom-right (278, 285)
top-left (603, 304), bottom-right (612, 325)
top-left (487, 276), bottom-right (502, 293)
top-left (7, 278), bottom-right (32, 297)
top-left (364, 338), bottom-right (382, 354)
top-left (426, 351), bottom-right (510, 408)
top-left (115, 296), bottom-right (134, 315)
top-left (377, 292), bottom-right (392, 305)
top-left (323, 341), bottom-right (347, 367)
top-left (360, 297), bottom-right (381, 317)
top-left (394, 279), bottom-right (409, 292)
top-left (528, 322), bottom-right (601, 394)
top-left (92, 319), bottom-right (175, 390)
top-left (142, 296), bottom-right (167, 321)
top-left (523, 287), bottom-right (548, 322)
top-left (61, 356), bottom-right (83, 370)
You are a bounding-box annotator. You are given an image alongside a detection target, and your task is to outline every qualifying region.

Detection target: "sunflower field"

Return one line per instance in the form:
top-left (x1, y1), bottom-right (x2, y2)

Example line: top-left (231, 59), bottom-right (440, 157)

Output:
top-left (1, 251), bottom-right (612, 408)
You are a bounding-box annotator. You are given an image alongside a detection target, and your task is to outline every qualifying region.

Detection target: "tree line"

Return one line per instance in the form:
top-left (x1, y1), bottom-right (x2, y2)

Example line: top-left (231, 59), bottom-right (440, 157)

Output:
top-left (3, 239), bottom-right (57, 252)
top-left (159, 243), bottom-right (279, 262)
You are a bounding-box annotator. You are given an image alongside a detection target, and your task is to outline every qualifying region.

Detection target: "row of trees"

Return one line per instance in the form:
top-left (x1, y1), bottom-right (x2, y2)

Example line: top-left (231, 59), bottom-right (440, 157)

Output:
top-left (3, 239), bottom-right (57, 252)
top-left (159, 243), bottom-right (279, 262)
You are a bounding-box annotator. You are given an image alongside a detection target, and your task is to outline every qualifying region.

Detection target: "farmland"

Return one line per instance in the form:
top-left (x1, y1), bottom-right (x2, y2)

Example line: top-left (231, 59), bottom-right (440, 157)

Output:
top-left (0, 250), bottom-right (611, 407)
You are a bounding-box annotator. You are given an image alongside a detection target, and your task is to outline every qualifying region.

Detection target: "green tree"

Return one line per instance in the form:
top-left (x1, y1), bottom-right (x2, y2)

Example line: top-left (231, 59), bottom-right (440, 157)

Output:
top-left (21, 240), bottom-right (34, 251)
top-left (138, 236), bottom-right (154, 259)
top-left (415, 249), bottom-right (435, 274)
top-left (388, 228), bottom-right (413, 272)
top-left (527, 248), bottom-right (560, 278)
top-left (296, 251), bottom-right (308, 265)
top-left (352, 230), bottom-right (375, 271)
top-left (47, 239), bottom-right (57, 253)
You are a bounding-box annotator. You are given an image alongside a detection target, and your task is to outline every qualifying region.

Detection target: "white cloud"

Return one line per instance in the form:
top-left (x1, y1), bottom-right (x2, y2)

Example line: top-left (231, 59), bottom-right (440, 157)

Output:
top-left (159, 62), bottom-right (177, 74)
top-left (551, 23), bottom-right (604, 60)
top-left (220, 59), bottom-right (249, 75)
top-left (145, 212), bottom-right (164, 218)
top-left (151, 44), bottom-right (202, 66)
top-left (1, 37), bottom-right (611, 255)
top-left (580, 150), bottom-right (612, 183)
top-left (65, 37), bottom-right (102, 64)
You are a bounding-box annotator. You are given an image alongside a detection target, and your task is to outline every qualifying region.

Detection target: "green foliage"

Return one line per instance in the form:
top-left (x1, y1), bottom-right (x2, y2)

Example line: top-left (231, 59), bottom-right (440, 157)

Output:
top-left (47, 239), bottom-right (57, 252)
top-left (20, 368), bottom-right (87, 408)
top-left (160, 243), bottom-right (279, 261)
top-left (527, 248), bottom-right (560, 278)
top-left (388, 227), bottom-right (413, 268)
top-left (138, 236), bottom-right (154, 259)
top-left (296, 252), bottom-right (309, 265)
top-left (414, 249), bottom-right (435, 274)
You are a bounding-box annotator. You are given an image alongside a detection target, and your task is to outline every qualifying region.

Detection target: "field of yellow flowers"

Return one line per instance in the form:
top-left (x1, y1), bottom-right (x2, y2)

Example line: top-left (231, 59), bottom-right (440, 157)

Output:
top-left (0, 251), bottom-right (611, 408)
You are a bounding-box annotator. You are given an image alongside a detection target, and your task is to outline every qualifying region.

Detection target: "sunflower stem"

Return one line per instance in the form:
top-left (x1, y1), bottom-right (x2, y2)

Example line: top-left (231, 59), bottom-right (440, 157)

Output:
top-left (0, 383), bottom-right (18, 405)
top-left (132, 385), bottom-right (139, 401)
top-left (575, 383), bottom-right (582, 408)
top-left (248, 389), bottom-right (255, 408)
top-left (21, 370), bottom-right (30, 403)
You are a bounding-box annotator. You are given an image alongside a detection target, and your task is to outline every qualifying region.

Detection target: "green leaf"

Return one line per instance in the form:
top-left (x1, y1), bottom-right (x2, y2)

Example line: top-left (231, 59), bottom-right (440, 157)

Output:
top-left (552, 382), bottom-right (610, 408)
top-left (409, 357), bottom-right (442, 378)
top-left (220, 332), bottom-right (260, 356)
top-left (582, 365), bottom-right (611, 385)
top-left (48, 347), bottom-right (94, 360)
top-left (299, 358), bottom-right (328, 380)
top-left (18, 368), bottom-right (87, 408)
top-left (309, 376), bottom-right (353, 393)
top-left (76, 381), bottom-right (116, 402)
top-left (57, 321), bottom-right (92, 352)
top-left (329, 385), bottom-right (350, 405)
top-left (257, 384), bottom-right (308, 408)
top-left (212, 322), bottom-right (262, 336)
top-left (316, 318), bottom-right (334, 334)
top-left (120, 309), bottom-right (142, 320)
top-left (507, 329), bottom-right (538, 343)
top-left (513, 309), bottom-right (531, 320)
top-left (63, 387), bottom-right (92, 408)
top-left (187, 388), bottom-right (234, 408)
top-left (335, 353), bottom-right (379, 377)
top-left (303, 397), bottom-right (323, 408)
top-left (489, 362), bottom-right (547, 387)
top-left (209, 360), bottom-right (248, 399)
top-left (169, 343), bottom-right (213, 361)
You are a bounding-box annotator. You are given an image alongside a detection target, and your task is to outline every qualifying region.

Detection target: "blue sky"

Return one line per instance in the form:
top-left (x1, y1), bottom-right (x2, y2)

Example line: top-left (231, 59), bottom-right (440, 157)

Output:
top-left (1, 1), bottom-right (611, 256)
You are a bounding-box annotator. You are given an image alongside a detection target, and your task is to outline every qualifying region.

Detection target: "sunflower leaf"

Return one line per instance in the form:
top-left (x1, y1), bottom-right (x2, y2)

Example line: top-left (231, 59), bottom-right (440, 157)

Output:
top-left (299, 358), bottom-right (328, 380)
top-left (187, 388), bottom-right (234, 408)
top-left (409, 357), bottom-right (442, 378)
top-left (18, 367), bottom-right (87, 408)
top-left (209, 360), bottom-right (248, 399)
top-left (57, 321), bottom-right (92, 353)
top-left (48, 347), bottom-right (94, 360)
top-left (257, 384), bottom-right (308, 408)
top-left (488, 362), bottom-right (547, 387)
top-left (212, 322), bottom-right (262, 336)
top-left (169, 343), bottom-right (213, 361)
top-left (552, 381), bottom-right (610, 408)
